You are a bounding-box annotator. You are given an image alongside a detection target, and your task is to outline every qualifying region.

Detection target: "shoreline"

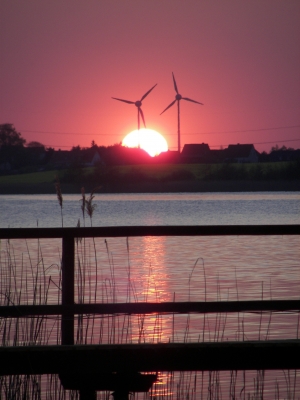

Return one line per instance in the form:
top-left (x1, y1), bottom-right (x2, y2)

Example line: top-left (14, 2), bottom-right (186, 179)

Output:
top-left (0, 180), bottom-right (300, 195)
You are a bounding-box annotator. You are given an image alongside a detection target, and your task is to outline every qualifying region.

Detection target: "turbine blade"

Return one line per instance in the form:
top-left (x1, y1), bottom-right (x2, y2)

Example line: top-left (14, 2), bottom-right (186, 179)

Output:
top-left (139, 107), bottom-right (146, 127)
top-left (112, 97), bottom-right (135, 104)
top-left (140, 83), bottom-right (157, 101)
top-left (182, 97), bottom-right (203, 105)
top-left (160, 99), bottom-right (176, 115)
top-left (172, 72), bottom-right (179, 94)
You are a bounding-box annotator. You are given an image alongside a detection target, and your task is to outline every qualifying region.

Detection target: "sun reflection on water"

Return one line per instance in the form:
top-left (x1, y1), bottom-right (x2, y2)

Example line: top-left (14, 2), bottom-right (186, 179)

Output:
top-left (139, 235), bottom-right (169, 303)
top-left (128, 236), bottom-right (175, 344)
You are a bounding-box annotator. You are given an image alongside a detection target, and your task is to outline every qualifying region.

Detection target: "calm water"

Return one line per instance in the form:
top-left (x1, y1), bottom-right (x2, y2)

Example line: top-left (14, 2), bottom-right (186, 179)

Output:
top-left (1, 192), bottom-right (300, 227)
top-left (0, 192), bottom-right (299, 305)
top-left (1, 192), bottom-right (299, 398)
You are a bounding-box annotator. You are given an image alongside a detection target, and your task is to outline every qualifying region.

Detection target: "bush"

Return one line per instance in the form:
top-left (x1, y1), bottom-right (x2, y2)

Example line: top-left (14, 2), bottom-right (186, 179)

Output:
top-left (165, 169), bottom-right (195, 181)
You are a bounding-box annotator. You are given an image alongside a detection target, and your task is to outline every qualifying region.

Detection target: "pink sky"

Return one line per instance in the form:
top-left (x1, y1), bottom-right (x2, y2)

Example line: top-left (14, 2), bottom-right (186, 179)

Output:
top-left (1, 0), bottom-right (299, 153)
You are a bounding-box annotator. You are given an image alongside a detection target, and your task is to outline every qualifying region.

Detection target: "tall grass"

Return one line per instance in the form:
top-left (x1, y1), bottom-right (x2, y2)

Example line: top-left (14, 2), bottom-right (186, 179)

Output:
top-left (0, 189), bottom-right (299, 399)
top-left (55, 176), bottom-right (64, 227)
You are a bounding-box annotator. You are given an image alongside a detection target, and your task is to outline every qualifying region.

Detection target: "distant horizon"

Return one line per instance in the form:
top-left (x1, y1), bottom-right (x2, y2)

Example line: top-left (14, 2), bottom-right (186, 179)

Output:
top-left (16, 125), bottom-right (300, 154)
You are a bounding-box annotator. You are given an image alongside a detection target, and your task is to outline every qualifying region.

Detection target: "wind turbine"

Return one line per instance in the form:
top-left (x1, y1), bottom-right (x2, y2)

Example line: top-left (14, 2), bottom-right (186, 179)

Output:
top-left (160, 73), bottom-right (203, 153)
top-left (112, 84), bottom-right (157, 147)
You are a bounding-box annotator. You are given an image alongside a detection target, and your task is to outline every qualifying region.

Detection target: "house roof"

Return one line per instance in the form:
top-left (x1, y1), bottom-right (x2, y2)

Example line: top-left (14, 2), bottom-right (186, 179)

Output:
top-left (225, 144), bottom-right (255, 158)
top-left (181, 143), bottom-right (210, 157)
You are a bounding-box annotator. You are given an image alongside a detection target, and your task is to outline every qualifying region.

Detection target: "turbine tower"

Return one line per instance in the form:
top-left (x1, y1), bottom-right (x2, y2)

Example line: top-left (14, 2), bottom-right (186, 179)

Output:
top-left (112, 84), bottom-right (157, 146)
top-left (161, 73), bottom-right (203, 153)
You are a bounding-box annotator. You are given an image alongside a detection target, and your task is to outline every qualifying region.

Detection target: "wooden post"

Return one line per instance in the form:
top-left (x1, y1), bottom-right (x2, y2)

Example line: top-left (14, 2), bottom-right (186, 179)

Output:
top-left (79, 390), bottom-right (97, 400)
top-left (61, 236), bottom-right (97, 399)
top-left (111, 391), bottom-right (130, 400)
top-left (61, 235), bottom-right (75, 345)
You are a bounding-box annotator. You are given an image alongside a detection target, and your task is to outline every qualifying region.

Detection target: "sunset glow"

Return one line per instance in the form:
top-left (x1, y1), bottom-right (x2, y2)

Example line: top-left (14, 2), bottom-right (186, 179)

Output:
top-left (122, 129), bottom-right (168, 157)
top-left (1, 2), bottom-right (299, 152)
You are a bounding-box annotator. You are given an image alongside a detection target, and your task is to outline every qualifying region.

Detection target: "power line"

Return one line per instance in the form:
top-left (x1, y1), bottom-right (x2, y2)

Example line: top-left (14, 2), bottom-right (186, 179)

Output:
top-left (47, 137), bottom-right (300, 150)
top-left (21, 124), bottom-right (300, 137)
top-left (182, 125), bottom-right (300, 135)
top-left (166, 138), bottom-right (300, 151)
top-left (23, 124), bottom-right (300, 150)
top-left (22, 130), bottom-right (114, 136)
top-left (208, 138), bottom-right (300, 149)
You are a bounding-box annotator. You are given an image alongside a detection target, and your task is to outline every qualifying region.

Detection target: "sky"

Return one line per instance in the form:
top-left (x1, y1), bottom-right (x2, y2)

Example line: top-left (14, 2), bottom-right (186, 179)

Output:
top-left (1, 0), bottom-right (300, 153)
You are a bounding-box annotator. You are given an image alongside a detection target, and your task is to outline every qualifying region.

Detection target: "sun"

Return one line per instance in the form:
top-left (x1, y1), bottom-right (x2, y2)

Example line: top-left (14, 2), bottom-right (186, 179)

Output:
top-left (122, 128), bottom-right (168, 157)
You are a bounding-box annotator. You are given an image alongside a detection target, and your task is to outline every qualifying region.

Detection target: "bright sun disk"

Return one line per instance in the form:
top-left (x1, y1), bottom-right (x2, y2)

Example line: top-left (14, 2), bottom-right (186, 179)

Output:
top-left (122, 129), bottom-right (168, 157)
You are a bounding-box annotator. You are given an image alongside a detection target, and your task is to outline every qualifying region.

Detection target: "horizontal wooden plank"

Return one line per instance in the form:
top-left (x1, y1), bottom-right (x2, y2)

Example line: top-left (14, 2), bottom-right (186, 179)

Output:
top-left (0, 300), bottom-right (299, 317)
top-left (59, 372), bottom-right (158, 392)
top-left (0, 224), bottom-right (299, 239)
top-left (1, 340), bottom-right (299, 375)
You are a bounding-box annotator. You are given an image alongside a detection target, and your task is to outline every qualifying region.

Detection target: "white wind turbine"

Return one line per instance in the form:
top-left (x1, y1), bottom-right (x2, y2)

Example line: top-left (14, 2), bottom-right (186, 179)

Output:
top-left (161, 73), bottom-right (203, 152)
top-left (112, 84), bottom-right (157, 147)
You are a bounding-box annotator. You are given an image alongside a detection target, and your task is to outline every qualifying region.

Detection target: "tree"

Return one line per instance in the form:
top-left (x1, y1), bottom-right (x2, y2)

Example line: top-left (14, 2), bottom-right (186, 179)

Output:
top-left (71, 145), bottom-right (81, 151)
top-left (270, 145), bottom-right (294, 152)
top-left (0, 124), bottom-right (26, 147)
top-left (27, 141), bottom-right (45, 149)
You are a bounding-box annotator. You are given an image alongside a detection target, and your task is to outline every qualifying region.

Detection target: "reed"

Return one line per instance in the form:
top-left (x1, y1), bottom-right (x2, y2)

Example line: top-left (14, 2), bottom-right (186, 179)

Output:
top-left (55, 175), bottom-right (64, 228)
top-left (0, 190), bottom-right (299, 398)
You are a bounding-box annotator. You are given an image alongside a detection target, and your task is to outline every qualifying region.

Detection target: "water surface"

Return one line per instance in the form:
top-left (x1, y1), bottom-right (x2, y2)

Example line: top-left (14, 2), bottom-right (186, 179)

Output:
top-left (1, 192), bottom-right (299, 227)
top-left (1, 192), bottom-right (299, 398)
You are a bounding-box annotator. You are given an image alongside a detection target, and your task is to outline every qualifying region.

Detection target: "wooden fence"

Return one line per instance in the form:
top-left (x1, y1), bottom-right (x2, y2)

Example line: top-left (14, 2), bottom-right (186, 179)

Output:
top-left (0, 225), bottom-right (299, 398)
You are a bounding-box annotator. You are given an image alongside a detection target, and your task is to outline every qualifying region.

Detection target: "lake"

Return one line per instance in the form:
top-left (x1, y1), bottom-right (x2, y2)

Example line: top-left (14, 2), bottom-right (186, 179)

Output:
top-left (0, 192), bottom-right (299, 398)
top-left (1, 191), bottom-right (300, 228)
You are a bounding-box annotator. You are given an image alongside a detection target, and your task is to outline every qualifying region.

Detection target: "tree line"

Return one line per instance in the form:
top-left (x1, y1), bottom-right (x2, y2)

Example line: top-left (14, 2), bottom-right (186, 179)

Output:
top-left (1, 124), bottom-right (299, 181)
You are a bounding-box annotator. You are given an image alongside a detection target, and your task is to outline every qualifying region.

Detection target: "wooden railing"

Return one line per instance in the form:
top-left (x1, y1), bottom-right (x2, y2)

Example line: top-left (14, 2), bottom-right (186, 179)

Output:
top-left (1, 225), bottom-right (299, 397)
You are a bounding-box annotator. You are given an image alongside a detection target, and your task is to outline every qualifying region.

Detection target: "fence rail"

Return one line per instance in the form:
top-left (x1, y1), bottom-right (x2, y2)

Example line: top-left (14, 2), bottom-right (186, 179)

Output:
top-left (0, 224), bottom-right (300, 239)
top-left (1, 300), bottom-right (300, 318)
top-left (1, 225), bottom-right (300, 382)
top-left (1, 341), bottom-right (299, 375)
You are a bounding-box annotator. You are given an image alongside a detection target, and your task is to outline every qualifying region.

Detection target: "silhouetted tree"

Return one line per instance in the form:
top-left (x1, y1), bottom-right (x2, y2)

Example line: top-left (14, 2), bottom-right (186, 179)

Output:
top-left (0, 124), bottom-right (26, 147)
top-left (270, 145), bottom-right (294, 152)
top-left (27, 141), bottom-right (45, 149)
top-left (259, 151), bottom-right (269, 162)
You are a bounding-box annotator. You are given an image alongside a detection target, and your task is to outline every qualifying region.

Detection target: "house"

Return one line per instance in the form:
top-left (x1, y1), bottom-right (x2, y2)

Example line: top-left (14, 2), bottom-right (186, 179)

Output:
top-left (208, 149), bottom-right (226, 163)
top-left (154, 150), bottom-right (180, 164)
top-left (180, 143), bottom-right (210, 163)
top-left (80, 148), bottom-right (103, 167)
top-left (224, 144), bottom-right (259, 163)
top-left (49, 148), bottom-right (103, 169)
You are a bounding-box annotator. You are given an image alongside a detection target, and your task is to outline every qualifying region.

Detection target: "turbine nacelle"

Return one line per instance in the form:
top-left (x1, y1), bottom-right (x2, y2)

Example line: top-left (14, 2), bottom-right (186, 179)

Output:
top-left (160, 72), bottom-right (203, 153)
top-left (112, 83), bottom-right (157, 131)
